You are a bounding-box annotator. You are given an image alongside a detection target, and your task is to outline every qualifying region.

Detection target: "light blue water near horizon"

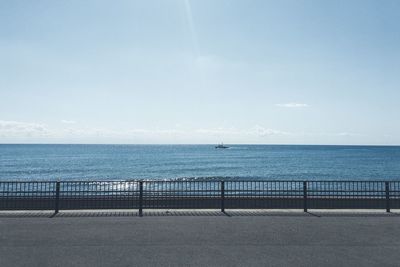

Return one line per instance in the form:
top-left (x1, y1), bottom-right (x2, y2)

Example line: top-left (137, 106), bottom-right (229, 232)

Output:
top-left (0, 144), bottom-right (399, 181)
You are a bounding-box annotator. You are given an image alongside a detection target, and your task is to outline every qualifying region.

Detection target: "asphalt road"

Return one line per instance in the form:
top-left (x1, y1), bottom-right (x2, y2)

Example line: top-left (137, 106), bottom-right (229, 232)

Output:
top-left (1, 210), bottom-right (400, 267)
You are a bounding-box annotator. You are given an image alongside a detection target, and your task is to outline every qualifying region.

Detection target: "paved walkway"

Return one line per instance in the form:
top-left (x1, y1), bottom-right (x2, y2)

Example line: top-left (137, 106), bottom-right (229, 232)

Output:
top-left (1, 210), bottom-right (400, 267)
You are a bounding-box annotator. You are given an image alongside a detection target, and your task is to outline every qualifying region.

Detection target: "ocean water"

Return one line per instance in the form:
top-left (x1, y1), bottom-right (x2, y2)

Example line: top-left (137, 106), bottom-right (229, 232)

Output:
top-left (0, 144), bottom-right (399, 181)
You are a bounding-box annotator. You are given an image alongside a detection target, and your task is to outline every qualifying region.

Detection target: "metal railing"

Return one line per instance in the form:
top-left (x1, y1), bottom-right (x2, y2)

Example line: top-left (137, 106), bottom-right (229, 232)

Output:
top-left (0, 180), bottom-right (399, 213)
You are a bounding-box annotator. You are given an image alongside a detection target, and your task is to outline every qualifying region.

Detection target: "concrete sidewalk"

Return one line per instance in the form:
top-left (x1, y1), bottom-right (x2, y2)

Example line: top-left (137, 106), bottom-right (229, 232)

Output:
top-left (1, 210), bottom-right (400, 267)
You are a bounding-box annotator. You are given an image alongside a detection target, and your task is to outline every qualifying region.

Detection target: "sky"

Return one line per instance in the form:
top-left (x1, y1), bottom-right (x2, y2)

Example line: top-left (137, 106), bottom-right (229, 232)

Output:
top-left (0, 0), bottom-right (399, 145)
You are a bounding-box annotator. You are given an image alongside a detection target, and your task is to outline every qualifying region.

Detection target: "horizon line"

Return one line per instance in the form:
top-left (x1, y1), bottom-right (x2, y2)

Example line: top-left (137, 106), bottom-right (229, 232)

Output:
top-left (0, 143), bottom-right (399, 147)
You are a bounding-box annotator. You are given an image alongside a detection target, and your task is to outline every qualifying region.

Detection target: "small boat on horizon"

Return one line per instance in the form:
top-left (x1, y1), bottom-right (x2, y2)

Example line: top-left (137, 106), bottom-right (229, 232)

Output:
top-left (215, 143), bottom-right (229, 149)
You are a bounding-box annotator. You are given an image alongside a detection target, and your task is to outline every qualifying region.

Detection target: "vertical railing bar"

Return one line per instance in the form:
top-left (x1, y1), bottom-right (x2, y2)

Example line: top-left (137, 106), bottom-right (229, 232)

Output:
top-left (221, 181), bottom-right (225, 212)
top-left (303, 181), bottom-right (307, 212)
top-left (139, 181), bottom-right (143, 216)
top-left (54, 181), bottom-right (60, 213)
top-left (385, 181), bottom-right (390, 213)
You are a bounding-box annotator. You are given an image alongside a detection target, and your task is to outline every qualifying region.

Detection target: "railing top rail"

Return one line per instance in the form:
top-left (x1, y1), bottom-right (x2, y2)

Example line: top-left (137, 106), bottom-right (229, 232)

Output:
top-left (0, 179), bottom-right (400, 183)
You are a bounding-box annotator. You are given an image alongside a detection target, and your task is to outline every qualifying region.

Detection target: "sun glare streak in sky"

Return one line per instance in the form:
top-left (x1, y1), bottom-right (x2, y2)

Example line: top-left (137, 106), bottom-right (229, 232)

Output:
top-left (183, 0), bottom-right (200, 57)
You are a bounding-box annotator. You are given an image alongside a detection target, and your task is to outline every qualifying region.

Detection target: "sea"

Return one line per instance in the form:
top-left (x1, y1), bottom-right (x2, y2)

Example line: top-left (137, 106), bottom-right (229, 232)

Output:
top-left (0, 144), bottom-right (399, 181)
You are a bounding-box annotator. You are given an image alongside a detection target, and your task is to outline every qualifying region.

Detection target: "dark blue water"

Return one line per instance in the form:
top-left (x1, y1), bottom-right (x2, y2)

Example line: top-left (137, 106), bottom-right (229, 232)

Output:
top-left (0, 144), bottom-right (399, 181)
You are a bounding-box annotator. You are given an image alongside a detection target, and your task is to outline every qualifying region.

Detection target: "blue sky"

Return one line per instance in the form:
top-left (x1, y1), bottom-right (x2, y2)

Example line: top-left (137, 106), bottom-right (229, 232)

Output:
top-left (0, 0), bottom-right (399, 144)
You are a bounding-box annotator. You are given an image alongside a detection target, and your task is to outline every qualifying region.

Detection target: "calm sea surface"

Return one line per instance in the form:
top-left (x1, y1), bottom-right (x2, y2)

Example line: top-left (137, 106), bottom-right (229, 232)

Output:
top-left (0, 144), bottom-right (399, 181)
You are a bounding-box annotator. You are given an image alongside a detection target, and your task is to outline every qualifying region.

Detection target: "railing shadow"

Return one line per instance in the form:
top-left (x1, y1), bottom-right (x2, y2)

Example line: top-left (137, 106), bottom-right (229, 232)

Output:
top-left (0, 211), bottom-right (55, 218)
top-left (1, 209), bottom-right (400, 218)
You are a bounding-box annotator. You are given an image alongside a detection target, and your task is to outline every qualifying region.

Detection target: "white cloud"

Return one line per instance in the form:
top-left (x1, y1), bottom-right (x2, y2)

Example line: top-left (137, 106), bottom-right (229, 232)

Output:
top-left (335, 132), bottom-right (362, 137)
top-left (195, 126), bottom-right (290, 137)
top-left (195, 127), bottom-right (240, 135)
top-left (276, 103), bottom-right (309, 108)
top-left (61, 120), bottom-right (76, 124)
top-left (0, 120), bottom-right (52, 138)
top-left (0, 120), bottom-right (328, 143)
top-left (246, 125), bottom-right (290, 136)
top-left (127, 129), bottom-right (186, 136)
top-left (2, 119), bottom-right (372, 145)
top-left (0, 120), bottom-right (293, 141)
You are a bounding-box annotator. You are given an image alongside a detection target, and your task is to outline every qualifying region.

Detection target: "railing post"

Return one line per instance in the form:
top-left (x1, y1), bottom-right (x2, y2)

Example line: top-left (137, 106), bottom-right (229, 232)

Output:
top-left (139, 181), bottom-right (143, 217)
top-left (303, 181), bottom-right (307, 212)
top-left (221, 181), bottom-right (225, 212)
top-left (54, 181), bottom-right (60, 214)
top-left (385, 181), bottom-right (390, 213)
